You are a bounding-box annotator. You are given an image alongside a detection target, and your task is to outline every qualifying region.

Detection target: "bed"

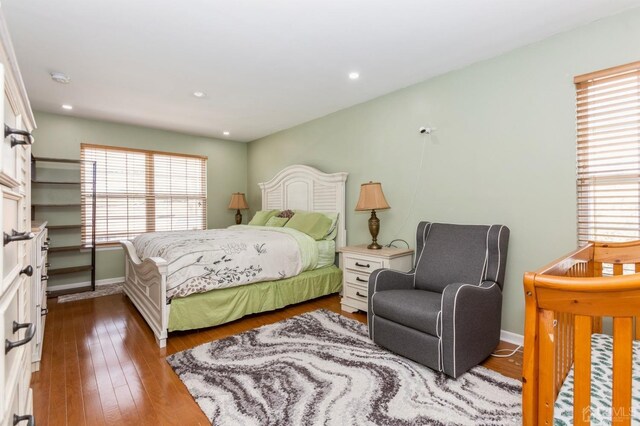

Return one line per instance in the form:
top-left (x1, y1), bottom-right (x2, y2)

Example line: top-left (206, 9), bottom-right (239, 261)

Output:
top-left (522, 240), bottom-right (640, 425)
top-left (120, 164), bottom-right (348, 347)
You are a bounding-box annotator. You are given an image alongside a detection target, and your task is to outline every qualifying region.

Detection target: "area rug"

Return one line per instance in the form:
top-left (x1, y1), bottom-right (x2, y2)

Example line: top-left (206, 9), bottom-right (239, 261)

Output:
top-left (167, 309), bottom-right (521, 426)
top-left (57, 283), bottom-right (123, 303)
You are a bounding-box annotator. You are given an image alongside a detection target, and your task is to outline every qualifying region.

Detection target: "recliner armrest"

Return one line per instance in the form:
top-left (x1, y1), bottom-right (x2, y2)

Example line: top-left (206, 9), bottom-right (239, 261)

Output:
top-left (367, 269), bottom-right (415, 335)
top-left (439, 281), bottom-right (503, 377)
top-left (368, 268), bottom-right (415, 294)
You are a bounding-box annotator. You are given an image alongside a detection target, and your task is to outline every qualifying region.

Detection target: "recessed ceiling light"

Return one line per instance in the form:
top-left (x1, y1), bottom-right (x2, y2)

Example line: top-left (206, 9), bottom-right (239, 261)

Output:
top-left (61, 104), bottom-right (73, 110)
top-left (349, 72), bottom-right (359, 80)
top-left (223, 131), bottom-right (230, 136)
top-left (193, 91), bottom-right (206, 98)
top-left (50, 72), bottom-right (71, 84)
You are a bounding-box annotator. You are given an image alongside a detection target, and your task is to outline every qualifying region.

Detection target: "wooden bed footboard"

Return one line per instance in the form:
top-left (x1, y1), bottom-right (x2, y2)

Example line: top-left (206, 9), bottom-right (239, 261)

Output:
top-left (121, 241), bottom-right (169, 348)
top-left (523, 240), bottom-right (640, 425)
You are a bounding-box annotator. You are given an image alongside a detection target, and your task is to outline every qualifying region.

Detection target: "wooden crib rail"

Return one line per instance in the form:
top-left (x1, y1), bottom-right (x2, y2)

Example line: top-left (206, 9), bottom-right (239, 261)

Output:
top-left (523, 241), bottom-right (640, 426)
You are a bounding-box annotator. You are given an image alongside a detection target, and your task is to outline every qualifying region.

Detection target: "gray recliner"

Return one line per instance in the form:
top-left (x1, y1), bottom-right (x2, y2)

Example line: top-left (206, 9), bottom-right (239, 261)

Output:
top-left (367, 221), bottom-right (509, 378)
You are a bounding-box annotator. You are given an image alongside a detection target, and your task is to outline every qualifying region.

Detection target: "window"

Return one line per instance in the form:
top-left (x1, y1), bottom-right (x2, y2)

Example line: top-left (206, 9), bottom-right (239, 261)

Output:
top-left (81, 144), bottom-right (207, 245)
top-left (576, 61), bottom-right (640, 245)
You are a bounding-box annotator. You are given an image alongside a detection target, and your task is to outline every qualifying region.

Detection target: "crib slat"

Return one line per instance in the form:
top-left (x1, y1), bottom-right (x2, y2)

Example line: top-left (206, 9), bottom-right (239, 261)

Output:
top-left (614, 263), bottom-right (624, 276)
top-left (538, 309), bottom-right (556, 424)
top-left (594, 261), bottom-right (603, 277)
top-left (574, 315), bottom-right (592, 425)
top-left (612, 317), bottom-right (633, 425)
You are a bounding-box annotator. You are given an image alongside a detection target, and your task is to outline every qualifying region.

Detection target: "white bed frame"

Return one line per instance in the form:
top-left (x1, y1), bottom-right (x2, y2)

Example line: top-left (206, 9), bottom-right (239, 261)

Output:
top-left (121, 165), bottom-right (348, 347)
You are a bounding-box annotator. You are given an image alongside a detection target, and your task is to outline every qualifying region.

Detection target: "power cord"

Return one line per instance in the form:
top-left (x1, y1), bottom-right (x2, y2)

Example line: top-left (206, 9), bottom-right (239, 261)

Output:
top-left (386, 239), bottom-right (410, 249)
top-left (490, 345), bottom-right (522, 358)
top-left (389, 133), bottom-right (428, 239)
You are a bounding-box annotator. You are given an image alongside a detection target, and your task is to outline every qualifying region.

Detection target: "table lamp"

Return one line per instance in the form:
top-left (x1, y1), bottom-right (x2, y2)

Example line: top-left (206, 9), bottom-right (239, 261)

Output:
top-left (355, 182), bottom-right (390, 249)
top-left (228, 192), bottom-right (249, 224)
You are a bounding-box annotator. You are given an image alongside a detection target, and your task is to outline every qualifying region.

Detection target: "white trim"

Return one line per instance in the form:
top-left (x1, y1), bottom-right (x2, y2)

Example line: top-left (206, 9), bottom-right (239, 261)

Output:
top-left (496, 225), bottom-right (504, 282)
top-left (500, 329), bottom-right (524, 346)
top-left (413, 222), bottom-right (431, 288)
top-left (47, 276), bottom-right (124, 292)
top-left (480, 225), bottom-right (492, 284)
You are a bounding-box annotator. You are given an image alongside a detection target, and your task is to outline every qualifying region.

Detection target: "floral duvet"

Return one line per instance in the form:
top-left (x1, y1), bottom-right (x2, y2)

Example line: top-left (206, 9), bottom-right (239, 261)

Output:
top-left (131, 225), bottom-right (319, 300)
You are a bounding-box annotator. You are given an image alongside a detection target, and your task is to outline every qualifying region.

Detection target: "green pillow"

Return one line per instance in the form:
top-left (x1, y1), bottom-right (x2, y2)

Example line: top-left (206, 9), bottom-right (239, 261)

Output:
top-left (248, 210), bottom-right (279, 226)
top-left (265, 216), bottom-right (289, 227)
top-left (285, 211), bottom-right (333, 240)
top-left (323, 212), bottom-right (339, 240)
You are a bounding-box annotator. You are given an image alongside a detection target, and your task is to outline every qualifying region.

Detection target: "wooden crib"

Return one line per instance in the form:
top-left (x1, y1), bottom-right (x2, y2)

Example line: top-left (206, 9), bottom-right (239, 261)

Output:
top-left (523, 240), bottom-right (640, 425)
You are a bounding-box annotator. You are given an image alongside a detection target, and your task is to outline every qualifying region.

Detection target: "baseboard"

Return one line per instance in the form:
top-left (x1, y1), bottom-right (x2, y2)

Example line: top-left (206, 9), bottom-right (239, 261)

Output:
top-left (500, 329), bottom-right (524, 346)
top-left (47, 276), bottom-right (124, 292)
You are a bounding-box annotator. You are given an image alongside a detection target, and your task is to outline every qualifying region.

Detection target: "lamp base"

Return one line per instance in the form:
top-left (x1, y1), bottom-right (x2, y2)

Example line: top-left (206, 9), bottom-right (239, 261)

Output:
top-left (367, 210), bottom-right (382, 250)
top-left (235, 210), bottom-right (242, 225)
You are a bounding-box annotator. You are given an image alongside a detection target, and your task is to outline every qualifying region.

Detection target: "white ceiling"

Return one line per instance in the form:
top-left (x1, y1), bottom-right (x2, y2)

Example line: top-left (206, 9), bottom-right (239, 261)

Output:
top-left (3, 0), bottom-right (640, 142)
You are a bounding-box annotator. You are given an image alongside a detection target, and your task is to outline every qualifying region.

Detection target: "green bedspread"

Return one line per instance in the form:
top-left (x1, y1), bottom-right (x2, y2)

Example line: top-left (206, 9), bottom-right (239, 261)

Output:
top-left (168, 265), bottom-right (343, 331)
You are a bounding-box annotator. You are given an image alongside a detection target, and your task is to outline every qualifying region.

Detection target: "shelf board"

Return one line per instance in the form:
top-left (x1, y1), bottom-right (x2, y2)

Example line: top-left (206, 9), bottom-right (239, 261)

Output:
top-left (33, 156), bottom-right (82, 164)
top-left (32, 203), bottom-right (81, 207)
top-left (48, 265), bottom-right (93, 276)
top-left (49, 244), bottom-right (93, 253)
top-left (47, 285), bottom-right (93, 298)
top-left (47, 224), bottom-right (82, 230)
top-left (32, 180), bottom-right (80, 185)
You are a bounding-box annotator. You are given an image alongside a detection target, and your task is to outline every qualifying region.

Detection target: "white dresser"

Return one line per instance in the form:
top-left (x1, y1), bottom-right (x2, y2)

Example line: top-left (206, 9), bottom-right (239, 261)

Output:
top-left (0, 5), bottom-right (37, 426)
top-left (339, 245), bottom-right (413, 313)
top-left (29, 222), bottom-right (47, 372)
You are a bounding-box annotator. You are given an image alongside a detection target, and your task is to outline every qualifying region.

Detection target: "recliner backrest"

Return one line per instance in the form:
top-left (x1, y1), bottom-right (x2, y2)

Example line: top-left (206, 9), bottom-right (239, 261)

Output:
top-left (413, 222), bottom-right (509, 293)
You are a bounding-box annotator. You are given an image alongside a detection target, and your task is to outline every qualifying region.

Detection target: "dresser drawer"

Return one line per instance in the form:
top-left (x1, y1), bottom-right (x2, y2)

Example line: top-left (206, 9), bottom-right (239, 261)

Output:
top-left (3, 378), bottom-right (32, 426)
top-left (344, 282), bottom-right (368, 302)
top-left (18, 350), bottom-right (31, 417)
top-left (1, 280), bottom-right (30, 416)
top-left (2, 378), bottom-right (18, 426)
top-left (3, 193), bottom-right (19, 284)
top-left (343, 283), bottom-right (368, 311)
top-left (343, 255), bottom-right (383, 274)
top-left (344, 269), bottom-right (371, 286)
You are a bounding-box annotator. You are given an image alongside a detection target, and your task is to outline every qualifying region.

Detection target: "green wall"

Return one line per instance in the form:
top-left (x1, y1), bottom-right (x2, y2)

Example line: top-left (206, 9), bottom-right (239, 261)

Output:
top-left (247, 8), bottom-right (640, 334)
top-left (32, 112), bottom-right (247, 287)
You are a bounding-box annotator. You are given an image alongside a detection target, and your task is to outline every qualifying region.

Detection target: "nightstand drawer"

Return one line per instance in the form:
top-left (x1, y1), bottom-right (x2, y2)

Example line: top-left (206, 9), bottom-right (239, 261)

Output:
top-left (344, 282), bottom-right (368, 301)
top-left (344, 270), bottom-right (370, 286)
top-left (344, 256), bottom-right (382, 273)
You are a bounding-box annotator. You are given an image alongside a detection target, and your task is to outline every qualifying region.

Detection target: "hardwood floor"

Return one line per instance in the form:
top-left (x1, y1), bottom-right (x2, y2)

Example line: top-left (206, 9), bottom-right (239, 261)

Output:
top-left (32, 293), bottom-right (523, 425)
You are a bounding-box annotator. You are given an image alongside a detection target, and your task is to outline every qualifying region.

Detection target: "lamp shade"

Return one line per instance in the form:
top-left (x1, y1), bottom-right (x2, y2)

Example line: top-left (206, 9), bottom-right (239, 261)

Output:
top-left (355, 182), bottom-right (390, 211)
top-left (228, 192), bottom-right (249, 210)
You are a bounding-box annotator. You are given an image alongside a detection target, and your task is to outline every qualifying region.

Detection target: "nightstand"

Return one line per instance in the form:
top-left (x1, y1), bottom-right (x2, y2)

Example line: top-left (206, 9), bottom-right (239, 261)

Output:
top-left (339, 244), bottom-right (414, 313)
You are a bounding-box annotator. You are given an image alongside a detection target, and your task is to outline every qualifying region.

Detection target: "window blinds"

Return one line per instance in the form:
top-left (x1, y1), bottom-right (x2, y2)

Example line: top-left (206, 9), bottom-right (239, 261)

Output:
top-left (81, 144), bottom-right (207, 245)
top-left (575, 61), bottom-right (640, 244)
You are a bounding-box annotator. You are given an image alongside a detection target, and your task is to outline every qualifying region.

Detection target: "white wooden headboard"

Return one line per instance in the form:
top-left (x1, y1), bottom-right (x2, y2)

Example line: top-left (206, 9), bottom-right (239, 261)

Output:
top-left (258, 165), bottom-right (348, 249)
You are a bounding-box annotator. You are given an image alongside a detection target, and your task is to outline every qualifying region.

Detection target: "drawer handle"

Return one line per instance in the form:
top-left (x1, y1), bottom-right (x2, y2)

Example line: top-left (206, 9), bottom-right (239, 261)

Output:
top-left (5, 321), bottom-right (36, 354)
top-left (41, 275), bottom-right (49, 281)
top-left (20, 265), bottom-right (33, 276)
top-left (355, 291), bottom-right (367, 299)
top-left (4, 229), bottom-right (35, 246)
top-left (41, 245), bottom-right (49, 252)
top-left (41, 308), bottom-right (48, 316)
top-left (355, 276), bottom-right (367, 283)
top-left (13, 414), bottom-right (35, 426)
top-left (355, 262), bottom-right (370, 268)
top-left (5, 124), bottom-right (34, 147)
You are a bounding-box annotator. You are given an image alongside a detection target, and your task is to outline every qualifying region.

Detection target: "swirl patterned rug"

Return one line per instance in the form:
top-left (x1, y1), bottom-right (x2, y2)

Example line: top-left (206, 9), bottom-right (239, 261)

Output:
top-left (167, 310), bottom-right (521, 426)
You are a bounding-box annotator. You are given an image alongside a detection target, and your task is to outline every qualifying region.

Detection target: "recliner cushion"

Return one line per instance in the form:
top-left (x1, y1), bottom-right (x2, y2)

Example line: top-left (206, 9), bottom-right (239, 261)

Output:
top-left (371, 289), bottom-right (442, 336)
top-left (414, 223), bottom-right (490, 293)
